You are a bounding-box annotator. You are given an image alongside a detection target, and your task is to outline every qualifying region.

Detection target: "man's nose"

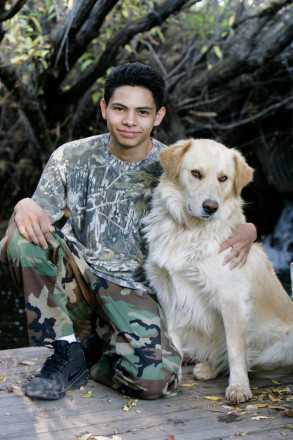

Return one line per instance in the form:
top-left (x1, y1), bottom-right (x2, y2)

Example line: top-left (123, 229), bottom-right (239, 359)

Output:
top-left (122, 112), bottom-right (137, 125)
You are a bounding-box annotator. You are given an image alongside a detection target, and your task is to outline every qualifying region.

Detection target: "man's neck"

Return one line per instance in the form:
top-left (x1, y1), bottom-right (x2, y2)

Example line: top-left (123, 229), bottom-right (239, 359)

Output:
top-left (109, 137), bottom-right (153, 163)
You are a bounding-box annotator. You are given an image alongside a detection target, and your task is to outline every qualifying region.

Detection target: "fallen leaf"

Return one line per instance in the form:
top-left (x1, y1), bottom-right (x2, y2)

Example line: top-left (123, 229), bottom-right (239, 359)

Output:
top-left (272, 379), bottom-right (282, 385)
top-left (268, 404), bottom-right (286, 410)
top-left (237, 432), bottom-right (248, 437)
top-left (123, 398), bottom-right (138, 411)
top-left (91, 436), bottom-right (122, 440)
top-left (204, 396), bottom-right (223, 401)
top-left (246, 403), bottom-right (286, 410)
top-left (19, 360), bottom-right (37, 366)
top-left (77, 434), bottom-right (92, 440)
top-left (222, 405), bottom-right (236, 410)
top-left (81, 390), bottom-right (92, 398)
top-left (285, 410), bottom-right (293, 417)
top-left (180, 382), bottom-right (197, 387)
top-left (268, 393), bottom-right (282, 403)
top-left (167, 436), bottom-right (175, 440)
top-left (283, 424), bottom-right (293, 430)
top-left (272, 386), bottom-right (290, 393)
top-left (0, 376), bottom-right (6, 382)
top-left (251, 415), bottom-right (274, 420)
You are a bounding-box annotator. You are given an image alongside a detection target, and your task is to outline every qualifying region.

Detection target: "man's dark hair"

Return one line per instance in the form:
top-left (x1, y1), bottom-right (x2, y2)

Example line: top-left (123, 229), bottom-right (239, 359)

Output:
top-left (104, 62), bottom-right (165, 111)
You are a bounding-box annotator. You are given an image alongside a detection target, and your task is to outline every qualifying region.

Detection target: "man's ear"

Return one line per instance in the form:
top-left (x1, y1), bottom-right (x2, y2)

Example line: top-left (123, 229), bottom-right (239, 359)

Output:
top-left (100, 99), bottom-right (107, 120)
top-left (153, 106), bottom-right (166, 127)
top-left (232, 149), bottom-right (254, 196)
top-left (160, 140), bottom-right (193, 179)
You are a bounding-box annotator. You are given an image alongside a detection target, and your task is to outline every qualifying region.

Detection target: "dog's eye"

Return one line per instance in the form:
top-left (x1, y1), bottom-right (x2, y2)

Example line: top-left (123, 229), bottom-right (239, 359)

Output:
top-left (191, 170), bottom-right (202, 179)
top-left (219, 175), bottom-right (228, 182)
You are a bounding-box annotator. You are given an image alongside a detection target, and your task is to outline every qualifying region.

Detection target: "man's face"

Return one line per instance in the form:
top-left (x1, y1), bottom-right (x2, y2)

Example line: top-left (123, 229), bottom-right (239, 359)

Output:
top-left (100, 85), bottom-right (166, 160)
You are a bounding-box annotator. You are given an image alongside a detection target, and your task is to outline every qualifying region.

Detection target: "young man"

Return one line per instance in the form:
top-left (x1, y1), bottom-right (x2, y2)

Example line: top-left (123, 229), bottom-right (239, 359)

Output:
top-left (0, 62), bottom-right (256, 400)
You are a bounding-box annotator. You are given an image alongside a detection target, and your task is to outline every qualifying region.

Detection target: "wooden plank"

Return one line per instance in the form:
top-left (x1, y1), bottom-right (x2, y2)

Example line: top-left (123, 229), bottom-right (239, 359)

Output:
top-left (1, 347), bottom-right (293, 440)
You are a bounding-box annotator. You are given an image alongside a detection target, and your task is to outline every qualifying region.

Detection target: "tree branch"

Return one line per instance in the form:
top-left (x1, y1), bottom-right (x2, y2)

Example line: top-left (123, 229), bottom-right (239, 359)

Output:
top-left (0, 53), bottom-right (53, 160)
top-left (59, 0), bottom-right (191, 107)
top-left (179, 6), bottom-right (293, 98)
top-left (0, 0), bottom-right (27, 21)
top-left (190, 96), bottom-right (293, 131)
top-left (43, 0), bottom-right (120, 96)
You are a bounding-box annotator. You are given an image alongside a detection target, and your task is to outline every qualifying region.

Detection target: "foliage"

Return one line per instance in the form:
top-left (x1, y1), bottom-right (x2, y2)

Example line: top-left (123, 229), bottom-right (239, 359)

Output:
top-left (0, 0), bottom-right (292, 235)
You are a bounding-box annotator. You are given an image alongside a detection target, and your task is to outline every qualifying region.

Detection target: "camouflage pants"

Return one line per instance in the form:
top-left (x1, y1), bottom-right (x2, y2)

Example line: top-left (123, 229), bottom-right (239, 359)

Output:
top-left (0, 225), bottom-right (181, 399)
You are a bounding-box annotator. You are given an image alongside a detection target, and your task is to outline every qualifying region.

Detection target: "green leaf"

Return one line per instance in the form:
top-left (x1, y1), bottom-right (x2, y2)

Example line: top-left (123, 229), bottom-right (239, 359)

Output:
top-left (213, 45), bottom-right (223, 59)
top-left (228, 15), bottom-right (235, 27)
top-left (201, 45), bottom-right (208, 54)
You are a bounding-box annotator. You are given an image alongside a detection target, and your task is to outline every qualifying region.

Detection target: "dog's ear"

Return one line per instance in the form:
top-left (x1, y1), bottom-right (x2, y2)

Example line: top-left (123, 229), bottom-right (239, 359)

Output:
top-left (160, 140), bottom-right (193, 179)
top-left (232, 150), bottom-right (254, 196)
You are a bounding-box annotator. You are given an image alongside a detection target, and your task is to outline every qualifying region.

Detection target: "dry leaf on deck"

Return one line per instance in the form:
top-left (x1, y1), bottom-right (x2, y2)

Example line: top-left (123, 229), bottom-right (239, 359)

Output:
top-left (77, 434), bottom-right (92, 440)
top-left (81, 390), bottom-right (92, 398)
top-left (268, 393), bottom-right (282, 402)
top-left (285, 410), bottom-right (293, 417)
top-left (283, 424), bottom-right (293, 430)
top-left (19, 360), bottom-right (37, 366)
top-left (180, 382), bottom-right (197, 387)
top-left (204, 396), bottom-right (223, 401)
top-left (92, 436), bottom-right (122, 440)
top-left (123, 398), bottom-right (138, 411)
top-left (251, 415), bottom-right (274, 420)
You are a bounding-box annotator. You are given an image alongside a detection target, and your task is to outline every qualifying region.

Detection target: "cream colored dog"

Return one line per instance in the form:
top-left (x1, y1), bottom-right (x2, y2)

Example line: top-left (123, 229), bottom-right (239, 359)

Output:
top-left (143, 138), bottom-right (293, 403)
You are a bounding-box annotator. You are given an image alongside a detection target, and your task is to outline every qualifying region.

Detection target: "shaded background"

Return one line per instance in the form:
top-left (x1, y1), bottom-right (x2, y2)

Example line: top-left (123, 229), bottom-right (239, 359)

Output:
top-left (0, 0), bottom-right (292, 349)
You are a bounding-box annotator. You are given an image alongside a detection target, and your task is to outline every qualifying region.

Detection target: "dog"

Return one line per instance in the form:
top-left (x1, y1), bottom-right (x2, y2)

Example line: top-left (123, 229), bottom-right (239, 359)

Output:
top-left (143, 138), bottom-right (293, 403)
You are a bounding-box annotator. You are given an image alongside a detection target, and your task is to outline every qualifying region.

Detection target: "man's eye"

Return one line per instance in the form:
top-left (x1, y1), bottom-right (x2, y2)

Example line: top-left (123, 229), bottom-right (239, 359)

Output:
top-left (219, 175), bottom-right (228, 182)
top-left (191, 170), bottom-right (202, 179)
top-left (139, 110), bottom-right (149, 115)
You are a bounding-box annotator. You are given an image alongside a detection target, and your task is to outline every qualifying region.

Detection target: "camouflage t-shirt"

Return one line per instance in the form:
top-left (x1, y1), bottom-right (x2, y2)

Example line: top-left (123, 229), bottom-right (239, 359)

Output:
top-left (32, 133), bottom-right (166, 292)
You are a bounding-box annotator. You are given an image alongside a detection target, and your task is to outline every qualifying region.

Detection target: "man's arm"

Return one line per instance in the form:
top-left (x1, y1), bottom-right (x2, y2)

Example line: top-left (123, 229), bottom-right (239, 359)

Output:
top-left (219, 223), bottom-right (257, 270)
top-left (12, 198), bottom-right (53, 249)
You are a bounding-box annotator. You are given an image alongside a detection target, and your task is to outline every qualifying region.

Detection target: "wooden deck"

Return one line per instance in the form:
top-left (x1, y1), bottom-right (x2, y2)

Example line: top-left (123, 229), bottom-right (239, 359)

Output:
top-left (1, 347), bottom-right (293, 440)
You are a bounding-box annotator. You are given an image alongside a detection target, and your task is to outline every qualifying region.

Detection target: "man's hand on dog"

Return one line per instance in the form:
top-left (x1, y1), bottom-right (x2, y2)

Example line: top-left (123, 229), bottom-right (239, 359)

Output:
top-left (12, 198), bottom-right (53, 249)
top-left (220, 223), bottom-right (257, 269)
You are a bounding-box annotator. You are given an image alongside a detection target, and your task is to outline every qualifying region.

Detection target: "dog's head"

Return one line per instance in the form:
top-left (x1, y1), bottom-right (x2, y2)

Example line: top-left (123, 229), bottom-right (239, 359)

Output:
top-left (160, 139), bottom-right (253, 220)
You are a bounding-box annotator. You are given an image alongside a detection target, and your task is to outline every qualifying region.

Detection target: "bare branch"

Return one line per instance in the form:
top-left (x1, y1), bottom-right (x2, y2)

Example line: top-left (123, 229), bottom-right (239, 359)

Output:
top-left (0, 0), bottom-right (27, 22)
top-left (59, 0), bottom-right (192, 106)
top-left (44, 0), bottom-right (120, 94)
top-left (192, 96), bottom-right (293, 131)
top-left (0, 53), bottom-right (52, 159)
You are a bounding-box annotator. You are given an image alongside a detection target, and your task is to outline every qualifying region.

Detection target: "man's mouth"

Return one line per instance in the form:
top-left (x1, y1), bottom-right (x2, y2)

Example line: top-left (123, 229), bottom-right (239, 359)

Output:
top-left (118, 130), bottom-right (140, 137)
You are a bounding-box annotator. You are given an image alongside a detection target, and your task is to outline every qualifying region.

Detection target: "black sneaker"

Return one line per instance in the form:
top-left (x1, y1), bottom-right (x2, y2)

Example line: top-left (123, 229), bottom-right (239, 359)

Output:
top-left (25, 340), bottom-right (88, 400)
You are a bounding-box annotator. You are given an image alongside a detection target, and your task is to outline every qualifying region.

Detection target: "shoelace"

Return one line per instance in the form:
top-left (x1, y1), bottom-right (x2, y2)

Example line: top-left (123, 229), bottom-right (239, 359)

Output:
top-left (37, 344), bottom-right (69, 378)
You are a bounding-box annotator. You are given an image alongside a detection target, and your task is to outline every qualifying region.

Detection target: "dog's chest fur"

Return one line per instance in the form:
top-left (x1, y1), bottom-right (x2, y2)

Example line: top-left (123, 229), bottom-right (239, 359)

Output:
top-left (144, 181), bottom-right (248, 339)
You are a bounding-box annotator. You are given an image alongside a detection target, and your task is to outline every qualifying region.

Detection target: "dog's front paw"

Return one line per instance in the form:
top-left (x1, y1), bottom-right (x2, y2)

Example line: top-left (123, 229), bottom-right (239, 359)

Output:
top-left (225, 384), bottom-right (253, 403)
top-left (193, 362), bottom-right (217, 380)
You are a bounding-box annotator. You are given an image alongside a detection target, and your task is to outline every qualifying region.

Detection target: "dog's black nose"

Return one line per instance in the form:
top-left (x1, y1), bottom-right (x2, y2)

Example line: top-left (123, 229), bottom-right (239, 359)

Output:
top-left (203, 199), bottom-right (219, 215)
